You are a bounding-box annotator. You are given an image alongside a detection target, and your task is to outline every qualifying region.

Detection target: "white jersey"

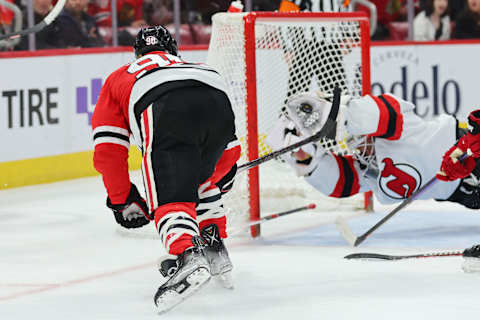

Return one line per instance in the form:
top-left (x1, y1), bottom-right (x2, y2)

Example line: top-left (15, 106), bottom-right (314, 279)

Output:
top-left (304, 94), bottom-right (460, 204)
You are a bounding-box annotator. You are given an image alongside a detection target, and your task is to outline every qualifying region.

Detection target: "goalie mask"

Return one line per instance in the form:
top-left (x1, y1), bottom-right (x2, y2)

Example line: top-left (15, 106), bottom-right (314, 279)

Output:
top-left (284, 90), bottom-right (378, 177)
top-left (134, 26), bottom-right (178, 58)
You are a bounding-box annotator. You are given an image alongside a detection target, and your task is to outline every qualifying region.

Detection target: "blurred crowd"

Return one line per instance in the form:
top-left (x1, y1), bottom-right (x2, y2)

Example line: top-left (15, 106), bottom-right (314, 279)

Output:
top-left (1, 0), bottom-right (480, 51)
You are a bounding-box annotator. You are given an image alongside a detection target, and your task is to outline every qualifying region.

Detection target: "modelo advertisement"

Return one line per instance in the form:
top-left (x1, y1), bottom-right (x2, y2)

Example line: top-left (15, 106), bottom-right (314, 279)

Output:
top-left (370, 43), bottom-right (480, 121)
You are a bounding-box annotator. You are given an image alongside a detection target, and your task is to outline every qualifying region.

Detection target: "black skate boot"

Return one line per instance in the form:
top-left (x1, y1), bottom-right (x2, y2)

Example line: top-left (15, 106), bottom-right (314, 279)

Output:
top-left (462, 244), bottom-right (480, 273)
top-left (154, 236), bottom-right (211, 314)
top-left (200, 224), bottom-right (234, 289)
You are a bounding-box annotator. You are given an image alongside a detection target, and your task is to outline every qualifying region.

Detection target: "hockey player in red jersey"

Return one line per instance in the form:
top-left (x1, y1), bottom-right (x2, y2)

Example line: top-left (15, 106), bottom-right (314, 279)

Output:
top-left (91, 26), bottom-right (240, 313)
top-left (265, 91), bottom-right (480, 210)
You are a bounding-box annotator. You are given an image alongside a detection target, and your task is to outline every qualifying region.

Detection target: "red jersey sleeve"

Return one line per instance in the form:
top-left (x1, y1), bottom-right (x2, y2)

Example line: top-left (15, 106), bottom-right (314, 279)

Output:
top-left (92, 70), bottom-right (131, 204)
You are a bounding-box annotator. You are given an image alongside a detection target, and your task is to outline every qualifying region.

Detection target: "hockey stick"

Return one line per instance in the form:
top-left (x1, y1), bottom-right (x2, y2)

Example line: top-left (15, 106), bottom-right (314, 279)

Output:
top-left (335, 152), bottom-right (469, 247)
top-left (344, 251), bottom-right (463, 261)
top-left (0, 0), bottom-right (66, 41)
top-left (229, 203), bottom-right (316, 234)
top-left (245, 203), bottom-right (316, 227)
top-left (237, 86), bottom-right (341, 174)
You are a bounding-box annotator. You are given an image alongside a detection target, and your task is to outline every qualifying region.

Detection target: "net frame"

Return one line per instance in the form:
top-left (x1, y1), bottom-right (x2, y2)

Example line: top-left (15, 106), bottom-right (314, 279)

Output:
top-left (208, 11), bottom-right (373, 237)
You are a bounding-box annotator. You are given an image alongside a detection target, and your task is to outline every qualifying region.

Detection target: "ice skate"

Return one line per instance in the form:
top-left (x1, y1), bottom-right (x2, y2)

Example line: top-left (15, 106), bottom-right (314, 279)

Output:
top-left (201, 224), bottom-right (234, 289)
top-left (154, 236), bottom-right (211, 314)
top-left (462, 244), bottom-right (480, 273)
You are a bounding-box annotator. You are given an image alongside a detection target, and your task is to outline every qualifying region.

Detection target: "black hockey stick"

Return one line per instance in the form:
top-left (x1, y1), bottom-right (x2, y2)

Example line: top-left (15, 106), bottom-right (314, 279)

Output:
top-left (237, 86), bottom-right (341, 174)
top-left (344, 251), bottom-right (463, 261)
top-left (0, 0), bottom-right (66, 41)
top-left (229, 203), bottom-right (316, 234)
top-left (245, 203), bottom-right (316, 227)
top-left (335, 152), bottom-right (469, 247)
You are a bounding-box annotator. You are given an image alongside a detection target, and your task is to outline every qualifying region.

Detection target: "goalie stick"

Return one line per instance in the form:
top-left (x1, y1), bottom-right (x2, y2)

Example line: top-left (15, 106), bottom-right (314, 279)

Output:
top-left (0, 0), bottom-right (66, 41)
top-left (335, 152), bottom-right (469, 247)
top-left (344, 251), bottom-right (463, 261)
top-left (237, 86), bottom-right (341, 174)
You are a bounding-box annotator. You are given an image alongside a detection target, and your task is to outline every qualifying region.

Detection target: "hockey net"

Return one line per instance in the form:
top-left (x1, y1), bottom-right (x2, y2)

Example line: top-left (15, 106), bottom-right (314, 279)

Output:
top-left (207, 12), bottom-right (373, 238)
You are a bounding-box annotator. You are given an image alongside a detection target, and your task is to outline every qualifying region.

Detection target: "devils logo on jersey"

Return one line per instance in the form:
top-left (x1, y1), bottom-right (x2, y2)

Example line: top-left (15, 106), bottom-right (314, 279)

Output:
top-left (379, 158), bottom-right (422, 200)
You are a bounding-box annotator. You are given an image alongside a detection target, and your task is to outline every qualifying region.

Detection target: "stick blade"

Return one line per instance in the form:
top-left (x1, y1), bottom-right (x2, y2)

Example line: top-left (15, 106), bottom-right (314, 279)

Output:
top-left (344, 253), bottom-right (399, 261)
top-left (334, 216), bottom-right (357, 246)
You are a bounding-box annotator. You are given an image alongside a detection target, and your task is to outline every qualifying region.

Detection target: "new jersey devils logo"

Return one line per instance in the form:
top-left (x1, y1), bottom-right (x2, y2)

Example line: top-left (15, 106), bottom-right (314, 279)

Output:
top-left (379, 158), bottom-right (422, 199)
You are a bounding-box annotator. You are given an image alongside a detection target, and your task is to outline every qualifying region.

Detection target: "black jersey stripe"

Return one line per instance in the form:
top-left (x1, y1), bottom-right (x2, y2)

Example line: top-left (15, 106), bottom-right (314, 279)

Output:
top-left (377, 95), bottom-right (398, 139)
top-left (338, 156), bottom-right (355, 198)
top-left (93, 131), bottom-right (130, 142)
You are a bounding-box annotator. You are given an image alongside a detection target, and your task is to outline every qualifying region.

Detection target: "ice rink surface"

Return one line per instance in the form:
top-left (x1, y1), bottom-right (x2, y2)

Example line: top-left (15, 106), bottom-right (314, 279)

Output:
top-left (1, 172), bottom-right (480, 319)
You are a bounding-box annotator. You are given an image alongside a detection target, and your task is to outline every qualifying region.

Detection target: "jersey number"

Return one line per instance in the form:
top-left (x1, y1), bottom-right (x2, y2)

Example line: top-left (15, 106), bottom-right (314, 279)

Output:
top-left (127, 53), bottom-right (183, 75)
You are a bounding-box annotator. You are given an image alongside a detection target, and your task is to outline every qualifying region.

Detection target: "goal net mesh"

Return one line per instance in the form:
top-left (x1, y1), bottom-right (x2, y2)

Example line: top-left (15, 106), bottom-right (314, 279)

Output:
top-left (207, 12), bottom-right (371, 237)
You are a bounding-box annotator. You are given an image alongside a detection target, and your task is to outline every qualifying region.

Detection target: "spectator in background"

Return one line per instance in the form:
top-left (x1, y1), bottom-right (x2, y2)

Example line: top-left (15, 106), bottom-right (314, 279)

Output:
top-left (55, 0), bottom-right (105, 48)
top-left (143, 0), bottom-right (173, 26)
top-left (413, 0), bottom-right (450, 41)
top-left (15, 0), bottom-right (58, 50)
top-left (453, 0), bottom-right (480, 39)
top-left (88, 0), bottom-right (146, 28)
top-left (0, 0), bottom-right (14, 29)
top-left (449, 0), bottom-right (466, 21)
top-left (88, 0), bottom-right (146, 45)
top-left (252, 0), bottom-right (281, 11)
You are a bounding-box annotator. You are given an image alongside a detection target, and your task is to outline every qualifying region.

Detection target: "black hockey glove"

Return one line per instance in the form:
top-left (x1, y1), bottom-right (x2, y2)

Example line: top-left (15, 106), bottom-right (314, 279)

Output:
top-left (216, 164), bottom-right (237, 194)
top-left (106, 183), bottom-right (152, 229)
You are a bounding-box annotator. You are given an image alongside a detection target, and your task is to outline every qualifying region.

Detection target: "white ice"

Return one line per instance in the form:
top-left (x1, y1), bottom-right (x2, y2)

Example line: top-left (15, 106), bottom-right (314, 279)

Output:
top-left (1, 171), bottom-right (480, 320)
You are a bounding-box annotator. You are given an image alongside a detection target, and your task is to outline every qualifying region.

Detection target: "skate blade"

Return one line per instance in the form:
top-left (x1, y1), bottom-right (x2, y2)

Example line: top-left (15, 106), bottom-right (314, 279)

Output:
top-left (214, 271), bottom-right (234, 290)
top-left (155, 267), bottom-right (211, 315)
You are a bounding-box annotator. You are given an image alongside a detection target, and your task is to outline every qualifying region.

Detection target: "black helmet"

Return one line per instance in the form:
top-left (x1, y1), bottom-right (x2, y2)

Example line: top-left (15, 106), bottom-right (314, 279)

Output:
top-left (133, 26), bottom-right (178, 58)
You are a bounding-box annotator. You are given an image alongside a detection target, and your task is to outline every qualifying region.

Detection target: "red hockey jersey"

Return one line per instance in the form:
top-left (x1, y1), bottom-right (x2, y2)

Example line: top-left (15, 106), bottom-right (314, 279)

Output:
top-left (92, 51), bottom-right (229, 204)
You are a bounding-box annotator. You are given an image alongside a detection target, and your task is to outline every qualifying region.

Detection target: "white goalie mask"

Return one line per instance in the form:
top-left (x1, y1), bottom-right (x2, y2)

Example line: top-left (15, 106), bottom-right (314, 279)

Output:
top-left (284, 90), bottom-right (349, 141)
top-left (346, 135), bottom-right (378, 176)
top-left (283, 90), bottom-right (378, 176)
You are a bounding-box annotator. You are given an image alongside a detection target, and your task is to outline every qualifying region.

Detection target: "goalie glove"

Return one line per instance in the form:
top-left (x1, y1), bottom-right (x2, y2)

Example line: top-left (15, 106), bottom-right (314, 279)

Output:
top-left (284, 90), bottom-right (348, 141)
top-left (106, 183), bottom-right (152, 229)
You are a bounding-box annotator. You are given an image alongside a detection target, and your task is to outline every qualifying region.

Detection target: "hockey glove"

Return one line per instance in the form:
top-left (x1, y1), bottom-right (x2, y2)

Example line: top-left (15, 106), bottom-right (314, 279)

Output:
top-left (106, 183), bottom-right (152, 229)
top-left (437, 145), bottom-right (475, 182)
top-left (456, 110), bottom-right (480, 157)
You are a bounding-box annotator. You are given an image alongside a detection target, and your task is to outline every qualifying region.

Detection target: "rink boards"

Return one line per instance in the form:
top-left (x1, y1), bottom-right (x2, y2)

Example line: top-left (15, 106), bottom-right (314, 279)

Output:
top-left (0, 41), bottom-right (479, 189)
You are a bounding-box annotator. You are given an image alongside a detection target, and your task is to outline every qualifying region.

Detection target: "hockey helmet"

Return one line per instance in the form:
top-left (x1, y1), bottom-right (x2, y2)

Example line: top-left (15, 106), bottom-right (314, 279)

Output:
top-left (133, 26), bottom-right (178, 58)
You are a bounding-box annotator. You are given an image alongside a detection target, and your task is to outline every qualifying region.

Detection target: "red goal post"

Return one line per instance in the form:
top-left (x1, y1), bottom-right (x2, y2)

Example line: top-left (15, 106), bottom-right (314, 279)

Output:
top-left (207, 11), bottom-right (373, 238)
